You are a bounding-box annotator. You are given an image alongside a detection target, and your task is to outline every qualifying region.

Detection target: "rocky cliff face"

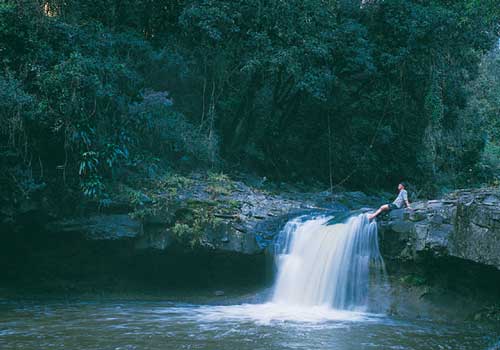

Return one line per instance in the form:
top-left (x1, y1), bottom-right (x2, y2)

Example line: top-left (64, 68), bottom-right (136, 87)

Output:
top-left (43, 178), bottom-right (384, 255)
top-left (378, 188), bottom-right (500, 270)
top-left (2, 175), bottom-right (388, 291)
top-left (41, 180), bottom-right (500, 273)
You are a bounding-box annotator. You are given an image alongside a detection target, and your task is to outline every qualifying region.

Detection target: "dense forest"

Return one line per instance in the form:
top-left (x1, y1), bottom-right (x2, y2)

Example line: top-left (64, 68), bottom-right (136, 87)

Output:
top-left (1, 0), bottom-right (500, 212)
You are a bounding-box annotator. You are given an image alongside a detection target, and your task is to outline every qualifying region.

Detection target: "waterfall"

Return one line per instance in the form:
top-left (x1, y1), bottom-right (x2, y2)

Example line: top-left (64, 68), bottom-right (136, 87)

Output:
top-left (272, 214), bottom-right (388, 312)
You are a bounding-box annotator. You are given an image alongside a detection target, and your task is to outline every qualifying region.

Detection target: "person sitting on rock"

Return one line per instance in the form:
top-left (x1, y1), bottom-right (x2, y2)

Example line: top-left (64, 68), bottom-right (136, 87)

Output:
top-left (368, 182), bottom-right (411, 220)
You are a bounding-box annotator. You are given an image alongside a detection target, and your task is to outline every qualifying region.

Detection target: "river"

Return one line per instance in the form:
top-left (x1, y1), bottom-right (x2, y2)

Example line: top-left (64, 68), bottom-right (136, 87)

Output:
top-left (1, 298), bottom-right (499, 350)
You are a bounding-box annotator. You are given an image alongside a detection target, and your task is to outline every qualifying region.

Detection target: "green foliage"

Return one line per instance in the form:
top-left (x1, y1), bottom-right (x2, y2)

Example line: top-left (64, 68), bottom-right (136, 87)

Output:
top-left (170, 0), bottom-right (499, 192)
top-left (0, 75), bottom-right (33, 149)
top-left (129, 90), bottom-right (219, 165)
top-left (461, 48), bottom-right (500, 186)
top-left (205, 172), bottom-right (233, 197)
top-left (171, 223), bottom-right (198, 245)
top-left (154, 174), bottom-right (194, 198)
top-left (1, 0), bottom-right (499, 208)
top-left (0, 1), bottom-right (218, 204)
top-left (171, 202), bottom-right (219, 248)
top-left (81, 174), bottom-right (105, 198)
top-left (207, 172), bottom-right (231, 183)
top-left (482, 142), bottom-right (500, 185)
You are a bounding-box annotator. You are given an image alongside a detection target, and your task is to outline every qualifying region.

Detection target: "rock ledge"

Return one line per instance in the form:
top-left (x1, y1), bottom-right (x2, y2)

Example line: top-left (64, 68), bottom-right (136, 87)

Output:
top-left (378, 188), bottom-right (500, 270)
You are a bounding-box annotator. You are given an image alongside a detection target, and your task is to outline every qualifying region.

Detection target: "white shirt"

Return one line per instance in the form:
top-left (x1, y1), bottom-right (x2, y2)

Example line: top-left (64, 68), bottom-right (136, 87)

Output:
top-left (393, 189), bottom-right (408, 209)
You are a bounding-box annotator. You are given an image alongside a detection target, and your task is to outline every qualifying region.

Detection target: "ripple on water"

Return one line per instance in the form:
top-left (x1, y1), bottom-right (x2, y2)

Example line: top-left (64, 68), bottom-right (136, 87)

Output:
top-left (183, 302), bottom-right (383, 325)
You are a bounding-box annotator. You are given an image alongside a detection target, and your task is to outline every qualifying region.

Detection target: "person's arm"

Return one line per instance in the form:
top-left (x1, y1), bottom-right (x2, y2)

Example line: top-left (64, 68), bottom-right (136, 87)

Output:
top-left (404, 191), bottom-right (411, 208)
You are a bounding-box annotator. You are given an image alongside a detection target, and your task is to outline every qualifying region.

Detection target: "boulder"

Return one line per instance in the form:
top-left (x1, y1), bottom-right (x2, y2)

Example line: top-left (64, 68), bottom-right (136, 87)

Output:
top-left (379, 188), bottom-right (500, 270)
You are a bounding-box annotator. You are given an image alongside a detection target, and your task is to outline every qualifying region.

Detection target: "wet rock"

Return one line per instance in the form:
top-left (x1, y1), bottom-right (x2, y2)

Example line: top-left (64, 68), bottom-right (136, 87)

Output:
top-left (430, 214), bottom-right (444, 225)
top-left (408, 211), bottom-right (426, 222)
top-left (379, 188), bottom-right (500, 270)
top-left (203, 222), bottom-right (261, 254)
top-left (43, 174), bottom-right (387, 256)
top-left (390, 221), bottom-right (414, 234)
top-left (47, 214), bottom-right (141, 240)
top-left (388, 209), bottom-right (405, 220)
top-left (134, 227), bottom-right (172, 250)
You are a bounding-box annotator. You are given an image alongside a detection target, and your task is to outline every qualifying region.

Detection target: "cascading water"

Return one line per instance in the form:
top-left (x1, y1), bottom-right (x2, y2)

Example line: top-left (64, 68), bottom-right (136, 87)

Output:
top-left (144, 213), bottom-right (389, 325)
top-left (272, 213), bottom-right (388, 312)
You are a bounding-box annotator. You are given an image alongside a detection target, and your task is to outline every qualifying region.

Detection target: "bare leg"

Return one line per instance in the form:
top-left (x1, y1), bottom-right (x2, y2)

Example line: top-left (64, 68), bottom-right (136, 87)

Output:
top-left (368, 204), bottom-right (389, 220)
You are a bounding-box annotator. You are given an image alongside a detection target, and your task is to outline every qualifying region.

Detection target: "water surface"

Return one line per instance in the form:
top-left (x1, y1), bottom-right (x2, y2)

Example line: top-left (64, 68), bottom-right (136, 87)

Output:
top-left (1, 298), bottom-right (498, 350)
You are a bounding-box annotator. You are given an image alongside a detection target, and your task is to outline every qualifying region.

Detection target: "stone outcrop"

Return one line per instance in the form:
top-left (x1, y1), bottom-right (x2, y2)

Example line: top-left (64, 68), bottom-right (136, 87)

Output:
top-left (46, 214), bottom-right (142, 240)
top-left (39, 169), bottom-right (500, 271)
top-left (43, 176), bottom-right (384, 255)
top-left (378, 188), bottom-right (500, 270)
